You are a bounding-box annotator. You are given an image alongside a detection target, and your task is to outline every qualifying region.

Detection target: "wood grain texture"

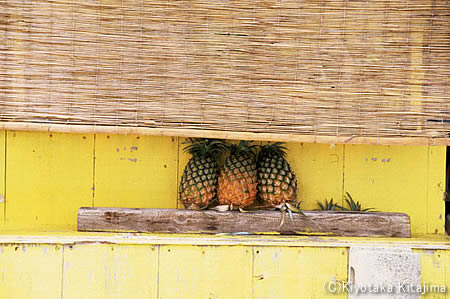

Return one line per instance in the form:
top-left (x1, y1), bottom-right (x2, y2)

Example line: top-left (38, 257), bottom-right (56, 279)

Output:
top-left (78, 207), bottom-right (411, 237)
top-left (0, 123), bottom-right (449, 146)
top-left (1, 1), bottom-right (449, 142)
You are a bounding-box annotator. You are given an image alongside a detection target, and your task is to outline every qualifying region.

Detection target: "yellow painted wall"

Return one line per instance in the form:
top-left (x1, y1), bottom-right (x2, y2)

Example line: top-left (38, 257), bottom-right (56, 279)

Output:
top-left (0, 237), bottom-right (448, 299)
top-left (0, 243), bottom-right (63, 298)
top-left (62, 244), bottom-right (159, 299)
top-left (4, 131), bottom-right (94, 230)
top-left (94, 134), bottom-right (178, 209)
top-left (0, 131), bottom-right (4, 222)
top-left (253, 246), bottom-right (348, 298)
top-left (159, 245), bottom-right (253, 298)
top-left (414, 249), bottom-right (447, 299)
top-left (0, 130), bottom-right (446, 234)
top-left (286, 143), bottom-right (344, 211)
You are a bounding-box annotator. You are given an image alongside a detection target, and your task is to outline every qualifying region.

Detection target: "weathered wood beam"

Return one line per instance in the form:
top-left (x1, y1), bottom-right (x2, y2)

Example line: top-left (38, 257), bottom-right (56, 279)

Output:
top-left (78, 207), bottom-right (411, 238)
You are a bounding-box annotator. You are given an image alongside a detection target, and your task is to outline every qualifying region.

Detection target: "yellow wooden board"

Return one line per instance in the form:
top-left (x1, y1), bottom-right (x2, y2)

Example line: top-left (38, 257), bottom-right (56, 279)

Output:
top-left (177, 137), bottom-right (190, 209)
top-left (159, 245), bottom-right (252, 298)
top-left (0, 243), bottom-right (63, 298)
top-left (427, 146), bottom-right (447, 234)
top-left (94, 134), bottom-right (178, 209)
top-left (62, 244), bottom-right (158, 299)
top-left (0, 131), bottom-right (4, 222)
top-left (447, 250), bottom-right (450, 299)
top-left (4, 131), bottom-right (93, 230)
top-left (413, 249), bottom-right (447, 299)
top-left (286, 143), bottom-right (344, 210)
top-left (253, 246), bottom-right (348, 298)
top-left (343, 144), bottom-right (432, 234)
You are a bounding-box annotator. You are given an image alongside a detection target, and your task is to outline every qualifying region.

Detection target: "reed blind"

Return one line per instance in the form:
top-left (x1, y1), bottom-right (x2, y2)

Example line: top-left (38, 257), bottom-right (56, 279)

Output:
top-left (0, 0), bottom-right (449, 144)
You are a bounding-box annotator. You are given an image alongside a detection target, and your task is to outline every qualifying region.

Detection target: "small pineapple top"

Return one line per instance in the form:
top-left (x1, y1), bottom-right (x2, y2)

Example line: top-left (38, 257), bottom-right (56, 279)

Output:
top-left (183, 138), bottom-right (227, 159)
top-left (229, 140), bottom-right (257, 157)
top-left (257, 142), bottom-right (287, 163)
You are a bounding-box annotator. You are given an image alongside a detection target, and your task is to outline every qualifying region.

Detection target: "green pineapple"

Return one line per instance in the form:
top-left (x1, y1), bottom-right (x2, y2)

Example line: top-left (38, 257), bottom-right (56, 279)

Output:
top-left (179, 138), bottom-right (227, 209)
top-left (257, 142), bottom-right (298, 206)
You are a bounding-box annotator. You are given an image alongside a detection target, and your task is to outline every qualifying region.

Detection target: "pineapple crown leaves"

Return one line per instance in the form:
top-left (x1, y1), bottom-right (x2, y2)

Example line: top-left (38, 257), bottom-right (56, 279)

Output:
top-left (316, 198), bottom-right (342, 211)
top-left (341, 192), bottom-right (375, 212)
top-left (229, 140), bottom-right (258, 156)
top-left (258, 142), bottom-right (288, 160)
top-left (257, 142), bottom-right (289, 169)
top-left (183, 138), bottom-right (227, 159)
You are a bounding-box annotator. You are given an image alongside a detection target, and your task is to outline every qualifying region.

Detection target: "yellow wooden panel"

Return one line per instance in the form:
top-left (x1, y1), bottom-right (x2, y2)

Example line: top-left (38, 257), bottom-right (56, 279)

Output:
top-left (427, 146), bottom-right (446, 234)
top-left (4, 131), bottom-right (93, 230)
top-left (343, 144), bottom-right (430, 234)
top-left (253, 246), bottom-right (348, 298)
top-left (447, 250), bottom-right (450, 299)
top-left (0, 243), bottom-right (63, 298)
top-left (159, 245), bottom-right (252, 298)
top-left (0, 131), bottom-right (5, 222)
top-left (177, 137), bottom-right (190, 209)
top-left (413, 249), bottom-right (447, 299)
top-left (94, 134), bottom-right (178, 208)
top-left (62, 244), bottom-right (158, 299)
top-left (286, 143), bottom-right (344, 210)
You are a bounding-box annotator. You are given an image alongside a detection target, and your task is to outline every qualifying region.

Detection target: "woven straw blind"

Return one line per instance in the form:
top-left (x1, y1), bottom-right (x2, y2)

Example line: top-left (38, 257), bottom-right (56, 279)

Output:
top-left (0, 0), bottom-right (449, 144)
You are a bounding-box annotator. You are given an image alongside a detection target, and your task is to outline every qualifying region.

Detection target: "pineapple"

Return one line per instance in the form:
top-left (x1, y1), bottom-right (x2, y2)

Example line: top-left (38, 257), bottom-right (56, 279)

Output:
top-left (179, 138), bottom-right (227, 210)
top-left (257, 142), bottom-right (297, 206)
top-left (217, 141), bottom-right (258, 208)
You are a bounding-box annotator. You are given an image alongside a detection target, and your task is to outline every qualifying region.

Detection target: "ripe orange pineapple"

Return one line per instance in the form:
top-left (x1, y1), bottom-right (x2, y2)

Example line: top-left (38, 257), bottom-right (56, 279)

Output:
top-left (257, 142), bottom-right (297, 206)
top-left (217, 141), bottom-right (258, 208)
top-left (179, 138), bottom-right (227, 210)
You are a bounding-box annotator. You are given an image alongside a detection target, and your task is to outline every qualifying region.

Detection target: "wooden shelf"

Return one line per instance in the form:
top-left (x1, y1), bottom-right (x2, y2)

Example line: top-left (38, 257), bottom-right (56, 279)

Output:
top-left (78, 207), bottom-right (411, 238)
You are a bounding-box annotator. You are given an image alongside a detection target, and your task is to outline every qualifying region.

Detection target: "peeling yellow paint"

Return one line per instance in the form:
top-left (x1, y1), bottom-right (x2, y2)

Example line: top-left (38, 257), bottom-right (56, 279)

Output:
top-left (62, 244), bottom-right (158, 299)
top-left (413, 249), bottom-right (447, 299)
top-left (159, 245), bottom-right (252, 298)
top-left (253, 246), bottom-right (348, 298)
top-left (0, 244), bottom-right (62, 298)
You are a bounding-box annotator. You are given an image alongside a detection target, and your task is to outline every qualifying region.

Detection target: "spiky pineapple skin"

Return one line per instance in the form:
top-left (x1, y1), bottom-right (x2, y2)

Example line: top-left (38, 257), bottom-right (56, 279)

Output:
top-left (257, 153), bottom-right (297, 206)
top-left (218, 152), bottom-right (257, 208)
top-left (179, 156), bottom-right (218, 209)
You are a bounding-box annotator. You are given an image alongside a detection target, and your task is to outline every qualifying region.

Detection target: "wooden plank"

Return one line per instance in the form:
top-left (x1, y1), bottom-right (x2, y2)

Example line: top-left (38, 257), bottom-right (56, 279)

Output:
top-left (413, 249), bottom-right (447, 299)
top-left (0, 122), bottom-right (448, 146)
top-left (62, 244), bottom-right (158, 299)
top-left (427, 146), bottom-right (447, 234)
top-left (78, 207), bottom-right (411, 237)
top-left (253, 247), bottom-right (348, 298)
top-left (0, 243), bottom-right (63, 298)
top-left (94, 134), bottom-right (178, 209)
top-left (343, 144), bottom-right (430, 234)
top-left (5, 131), bottom-right (94, 230)
top-left (0, 130), bottom-right (4, 223)
top-left (158, 245), bottom-right (252, 298)
top-left (286, 142), bottom-right (344, 210)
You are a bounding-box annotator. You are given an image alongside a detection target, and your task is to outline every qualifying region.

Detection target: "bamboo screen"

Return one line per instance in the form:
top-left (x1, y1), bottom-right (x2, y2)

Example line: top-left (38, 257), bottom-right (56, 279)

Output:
top-left (0, 0), bottom-right (449, 144)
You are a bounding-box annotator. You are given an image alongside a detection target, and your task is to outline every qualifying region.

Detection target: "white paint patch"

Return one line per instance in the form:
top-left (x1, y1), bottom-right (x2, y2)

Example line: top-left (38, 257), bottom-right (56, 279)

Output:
top-left (349, 247), bottom-right (421, 299)
top-left (0, 194), bottom-right (4, 202)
